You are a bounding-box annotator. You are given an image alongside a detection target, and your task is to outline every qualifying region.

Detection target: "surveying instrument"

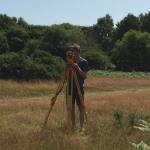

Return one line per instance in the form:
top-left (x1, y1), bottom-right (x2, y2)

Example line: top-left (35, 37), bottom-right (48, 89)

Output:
top-left (42, 50), bottom-right (87, 129)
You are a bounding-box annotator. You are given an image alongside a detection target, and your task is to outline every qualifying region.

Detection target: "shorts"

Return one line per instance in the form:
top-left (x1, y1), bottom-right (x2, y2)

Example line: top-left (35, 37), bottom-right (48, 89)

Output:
top-left (69, 87), bottom-right (84, 106)
top-left (72, 86), bottom-right (84, 106)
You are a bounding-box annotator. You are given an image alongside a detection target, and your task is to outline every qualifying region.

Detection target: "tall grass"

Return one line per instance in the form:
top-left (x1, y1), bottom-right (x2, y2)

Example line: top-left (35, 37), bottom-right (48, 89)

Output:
top-left (0, 77), bottom-right (150, 150)
top-left (0, 79), bottom-right (57, 98)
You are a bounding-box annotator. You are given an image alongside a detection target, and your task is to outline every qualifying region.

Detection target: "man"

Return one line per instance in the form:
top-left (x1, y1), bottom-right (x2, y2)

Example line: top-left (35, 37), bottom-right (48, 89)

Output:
top-left (65, 44), bottom-right (89, 132)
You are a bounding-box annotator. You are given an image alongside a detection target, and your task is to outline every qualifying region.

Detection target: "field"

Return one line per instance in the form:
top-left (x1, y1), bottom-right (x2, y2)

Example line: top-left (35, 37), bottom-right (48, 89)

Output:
top-left (0, 72), bottom-right (150, 150)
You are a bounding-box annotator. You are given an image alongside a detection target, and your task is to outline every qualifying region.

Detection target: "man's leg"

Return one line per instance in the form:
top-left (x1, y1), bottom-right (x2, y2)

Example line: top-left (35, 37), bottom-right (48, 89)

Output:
top-left (71, 101), bottom-right (76, 130)
top-left (77, 90), bottom-right (85, 131)
top-left (78, 104), bottom-right (85, 131)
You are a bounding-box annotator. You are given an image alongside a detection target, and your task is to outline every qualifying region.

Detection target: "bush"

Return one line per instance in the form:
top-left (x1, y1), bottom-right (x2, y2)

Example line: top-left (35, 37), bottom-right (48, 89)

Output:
top-left (113, 109), bottom-right (124, 127)
top-left (127, 112), bottom-right (138, 127)
top-left (82, 49), bottom-right (110, 70)
top-left (0, 52), bottom-right (65, 80)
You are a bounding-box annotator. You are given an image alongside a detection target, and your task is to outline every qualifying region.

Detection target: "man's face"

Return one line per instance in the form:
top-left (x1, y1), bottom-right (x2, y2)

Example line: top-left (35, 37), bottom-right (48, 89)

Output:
top-left (66, 51), bottom-right (74, 63)
top-left (73, 50), bottom-right (80, 60)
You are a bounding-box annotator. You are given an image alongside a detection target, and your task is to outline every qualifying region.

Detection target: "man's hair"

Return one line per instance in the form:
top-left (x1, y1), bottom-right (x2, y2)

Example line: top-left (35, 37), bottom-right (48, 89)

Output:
top-left (67, 43), bottom-right (80, 53)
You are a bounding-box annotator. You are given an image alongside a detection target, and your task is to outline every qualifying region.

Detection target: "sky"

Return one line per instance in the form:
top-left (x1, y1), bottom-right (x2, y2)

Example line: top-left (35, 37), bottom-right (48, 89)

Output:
top-left (0, 0), bottom-right (150, 26)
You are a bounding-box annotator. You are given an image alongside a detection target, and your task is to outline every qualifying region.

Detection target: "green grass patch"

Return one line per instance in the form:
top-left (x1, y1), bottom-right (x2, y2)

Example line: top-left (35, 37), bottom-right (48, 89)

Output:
top-left (89, 70), bottom-right (150, 78)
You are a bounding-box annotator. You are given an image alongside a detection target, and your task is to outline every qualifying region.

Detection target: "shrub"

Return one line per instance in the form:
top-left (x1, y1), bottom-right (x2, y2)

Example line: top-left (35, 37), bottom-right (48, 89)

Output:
top-left (82, 49), bottom-right (110, 70)
top-left (127, 112), bottom-right (138, 127)
top-left (0, 52), bottom-right (65, 80)
top-left (113, 109), bottom-right (124, 127)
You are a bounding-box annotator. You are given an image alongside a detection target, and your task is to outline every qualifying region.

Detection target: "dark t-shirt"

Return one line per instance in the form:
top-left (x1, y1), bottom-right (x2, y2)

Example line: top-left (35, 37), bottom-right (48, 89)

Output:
top-left (76, 57), bottom-right (89, 88)
top-left (67, 57), bottom-right (89, 95)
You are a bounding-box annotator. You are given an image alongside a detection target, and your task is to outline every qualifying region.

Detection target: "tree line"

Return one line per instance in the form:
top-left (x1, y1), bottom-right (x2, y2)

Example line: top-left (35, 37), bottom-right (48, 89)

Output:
top-left (0, 12), bottom-right (150, 80)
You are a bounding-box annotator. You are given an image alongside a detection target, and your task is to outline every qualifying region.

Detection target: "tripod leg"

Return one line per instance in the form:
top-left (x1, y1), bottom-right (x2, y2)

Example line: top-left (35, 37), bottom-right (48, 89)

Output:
top-left (42, 97), bottom-right (56, 128)
top-left (42, 77), bottom-right (66, 129)
top-left (66, 72), bottom-right (74, 128)
top-left (72, 71), bottom-right (88, 123)
top-left (70, 72), bottom-right (76, 129)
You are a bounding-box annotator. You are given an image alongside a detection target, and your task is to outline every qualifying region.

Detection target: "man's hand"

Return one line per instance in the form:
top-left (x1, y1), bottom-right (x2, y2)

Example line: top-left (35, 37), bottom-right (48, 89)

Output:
top-left (73, 63), bottom-right (79, 70)
top-left (73, 63), bottom-right (87, 79)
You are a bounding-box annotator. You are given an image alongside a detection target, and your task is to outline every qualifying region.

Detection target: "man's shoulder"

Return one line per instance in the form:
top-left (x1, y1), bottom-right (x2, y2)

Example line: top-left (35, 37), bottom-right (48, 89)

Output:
top-left (79, 57), bottom-right (88, 63)
top-left (78, 57), bottom-right (89, 71)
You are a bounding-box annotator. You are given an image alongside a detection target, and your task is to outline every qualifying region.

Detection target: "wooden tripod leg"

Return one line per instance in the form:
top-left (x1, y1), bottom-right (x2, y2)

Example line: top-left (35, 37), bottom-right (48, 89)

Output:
top-left (72, 71), bottom-right (88, 123)
top-left (42, 97), bottom-right (56, 128)
top-left (42, 77), bottom-right (66, 129)
top-left (66, 72), bottom-right (73, 128)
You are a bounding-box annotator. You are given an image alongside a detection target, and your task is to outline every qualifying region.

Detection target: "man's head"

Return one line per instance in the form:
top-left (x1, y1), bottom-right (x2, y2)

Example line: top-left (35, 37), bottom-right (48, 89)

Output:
top-left (66, 43), bottom-right (80, 62)
top-left (70, 43), bottom-right (80, 60)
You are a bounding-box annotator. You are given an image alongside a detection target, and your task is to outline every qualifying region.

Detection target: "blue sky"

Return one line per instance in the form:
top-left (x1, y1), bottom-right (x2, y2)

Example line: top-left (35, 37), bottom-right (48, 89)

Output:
top-left (0, 0), bottom-right (150, 26)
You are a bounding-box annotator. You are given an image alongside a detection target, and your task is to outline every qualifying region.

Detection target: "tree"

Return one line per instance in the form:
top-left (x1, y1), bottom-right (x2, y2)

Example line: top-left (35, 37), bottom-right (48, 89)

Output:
top-left (23, 39), bottom-right (41, 56)
top-left (140, 12), bottom-right (150, 32)
top-left (28, 25), bottom-right (46, 39)
top-left (96, 14), bottom-right (114, 41)
top-left (112, 30), bottom-right (150, 71)
top-left (0, 32), bottom-right (9, 54)
top-left (94, 14), bottom-right (114, 53)
top-left (115, 14), bottom-right (140, 40)
top-left (17, 17), bottom-right (28, 28)
top-left (7, 26), bottom-right (29, 52)
top-left (40, 24), bottom-right (86, 58)
top-left (0, 14), bottom-right (16, 31)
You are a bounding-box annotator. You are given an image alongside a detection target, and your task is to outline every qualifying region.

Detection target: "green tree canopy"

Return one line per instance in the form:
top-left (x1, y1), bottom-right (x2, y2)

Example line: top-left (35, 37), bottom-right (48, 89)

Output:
top-left (0, 14), bottom-right (16, 31)
top-left (7, 26), bottom-right (29, 52)
top-left (140, 12), bottom-right (150, 33)
top-left (112, 30), bottom-right (150, 71)
top-left (94, 14), bottom-right (114, 53)
top-left (0, 32), bottom-right (9, 54)
top-left (96, 14), bottom-right (114, 41)
top-left (115, 14), bottom-right (140, 40)
top-left (40, 24), bottom-right (86, 58)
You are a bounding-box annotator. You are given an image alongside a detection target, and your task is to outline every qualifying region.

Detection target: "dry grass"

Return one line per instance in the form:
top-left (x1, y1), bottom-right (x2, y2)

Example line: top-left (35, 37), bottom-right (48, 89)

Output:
top-left (0, 79), bottom-right (57, 98)
top-left (0, 76), bottom-right (150, 150)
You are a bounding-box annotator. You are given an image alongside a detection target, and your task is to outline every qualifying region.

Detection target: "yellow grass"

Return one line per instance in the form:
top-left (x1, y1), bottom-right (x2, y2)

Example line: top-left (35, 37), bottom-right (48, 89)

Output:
top-left (0, 76), bottom-right (150, 150)
top-left (0, 79), bottom-right (57, 98)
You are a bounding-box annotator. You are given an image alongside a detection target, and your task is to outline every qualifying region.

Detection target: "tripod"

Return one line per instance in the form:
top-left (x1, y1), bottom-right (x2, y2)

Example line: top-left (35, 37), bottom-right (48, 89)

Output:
top-left (42, 64), bottom-right (87, 129)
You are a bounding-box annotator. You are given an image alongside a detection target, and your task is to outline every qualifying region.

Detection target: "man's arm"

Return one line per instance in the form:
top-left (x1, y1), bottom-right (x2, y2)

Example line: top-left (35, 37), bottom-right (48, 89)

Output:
top-left (73, 63), bottom-right (87, 79)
